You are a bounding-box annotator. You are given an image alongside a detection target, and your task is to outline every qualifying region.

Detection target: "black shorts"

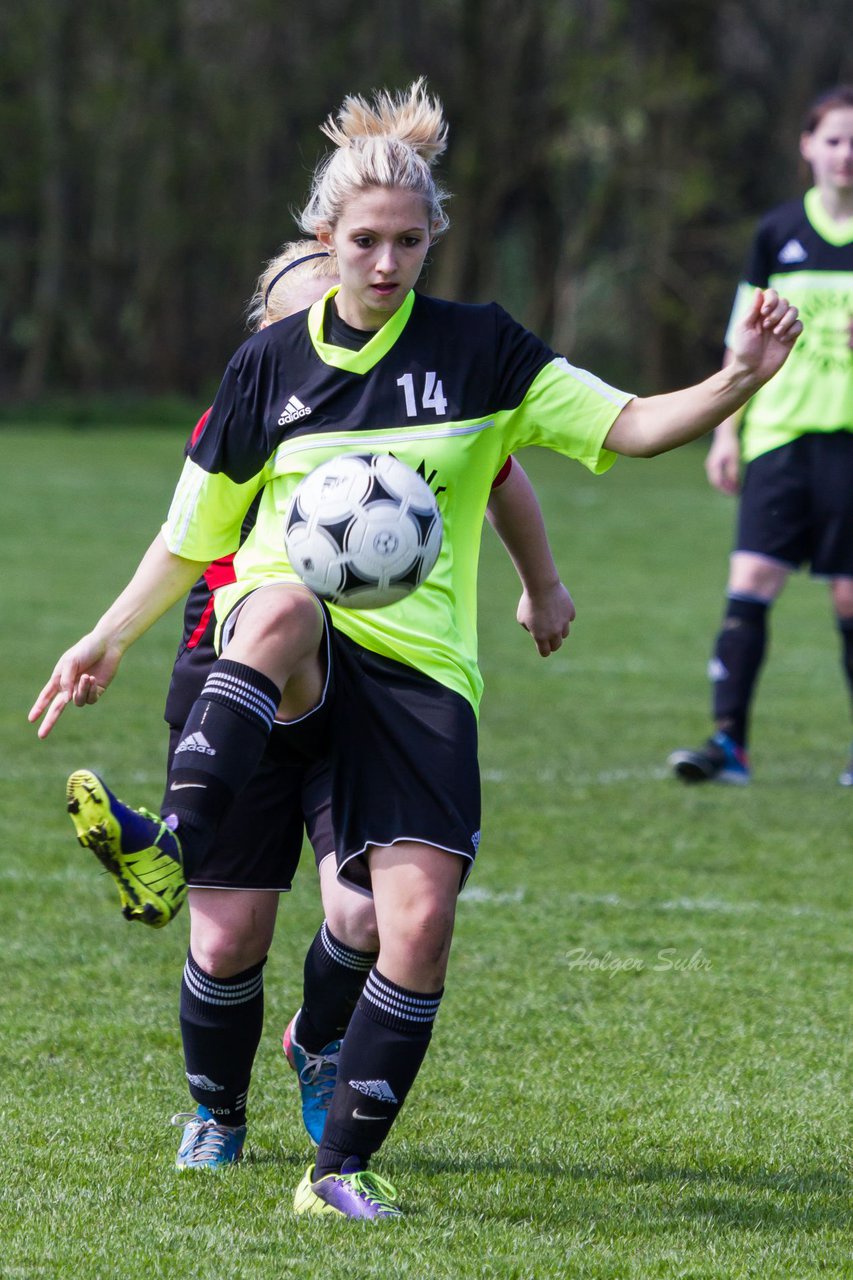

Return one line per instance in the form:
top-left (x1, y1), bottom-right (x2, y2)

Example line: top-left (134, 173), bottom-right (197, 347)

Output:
top-left (256, 611), bottom-right (482, 895)
top-left (164, 615), bottom-right (334, 891)
top-left (736, 432), bottom-right (853, 576)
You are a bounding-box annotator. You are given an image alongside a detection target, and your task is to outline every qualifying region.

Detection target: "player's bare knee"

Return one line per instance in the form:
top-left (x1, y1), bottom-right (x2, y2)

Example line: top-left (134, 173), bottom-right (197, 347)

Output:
top-left (189, 898), bottom-right (274, 976)
top-left (190, 931), bottom-right (267, 978)
top-left (231, 585), bottom-right (322, 672)
top-left (326, 897), bottom-right (380, 953)
top-left (256, 588), bottom-right (322, 655)
top-left (391, 901), bottom-right (455, 970)
top-left (728, 553), bottom-right (787, 600)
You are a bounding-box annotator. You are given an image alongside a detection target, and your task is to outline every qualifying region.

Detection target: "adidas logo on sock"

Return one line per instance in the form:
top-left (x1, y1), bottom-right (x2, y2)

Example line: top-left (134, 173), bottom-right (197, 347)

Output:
top-left (278, 394), bottom-right (312, 425)
top-left (348, 1079), bottom-right (398, 1103)
top-left (175, 731), bottom-right (216, 756)
top-left (186, 1073), bottom-right (224, 1091)
top-left (707, 657), bottom-right (729, 682)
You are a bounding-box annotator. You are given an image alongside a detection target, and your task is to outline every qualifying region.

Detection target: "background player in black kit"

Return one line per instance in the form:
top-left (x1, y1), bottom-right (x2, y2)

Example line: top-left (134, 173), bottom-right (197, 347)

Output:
top-left (670, 86), bottom-right (853, 786)
top-left (32, 80), bottom-right (801, 1219)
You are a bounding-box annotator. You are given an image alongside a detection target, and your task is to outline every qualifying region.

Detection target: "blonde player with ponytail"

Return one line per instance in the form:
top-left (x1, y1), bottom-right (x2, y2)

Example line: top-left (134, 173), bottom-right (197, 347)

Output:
top-left (33, 80), bottom-right (800, 1219)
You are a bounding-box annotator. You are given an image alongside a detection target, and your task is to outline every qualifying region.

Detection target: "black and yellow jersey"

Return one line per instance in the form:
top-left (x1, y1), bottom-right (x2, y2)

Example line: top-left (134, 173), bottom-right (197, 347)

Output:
top-left (162, 288), bottom-right (633, 712)
top-left (725, 188), bottom-right (853, 462)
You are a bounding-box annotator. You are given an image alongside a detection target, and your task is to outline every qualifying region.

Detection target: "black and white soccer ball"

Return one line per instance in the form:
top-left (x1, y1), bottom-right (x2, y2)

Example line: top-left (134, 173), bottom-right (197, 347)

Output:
top-left (284, 453), bottom-right (443, 609)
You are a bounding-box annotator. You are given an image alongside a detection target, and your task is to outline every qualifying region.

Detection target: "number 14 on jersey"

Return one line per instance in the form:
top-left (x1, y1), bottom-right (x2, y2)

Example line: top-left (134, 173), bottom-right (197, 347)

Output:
top-left (397, 372), bottom-right (448, 417)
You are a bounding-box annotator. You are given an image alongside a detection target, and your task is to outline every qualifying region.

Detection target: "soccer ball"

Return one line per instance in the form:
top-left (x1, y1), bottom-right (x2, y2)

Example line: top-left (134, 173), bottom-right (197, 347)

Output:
top-left (284, 453), bottom-right (443, 609)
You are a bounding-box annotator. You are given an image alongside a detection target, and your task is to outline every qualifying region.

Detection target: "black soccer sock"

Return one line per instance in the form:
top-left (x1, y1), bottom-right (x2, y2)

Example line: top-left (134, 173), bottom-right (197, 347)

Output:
top-left (296, 921), bottom-right (378, 1052)
top-left (179, 951), bottom-right (266, 1128)
top-left (163, 659), bottom-right (280, 868)
top-left (837, 617), bottom-right (853, 712)
top-left (314, 968), bottom-right (443, 1178)
top-left (710, 595), bottom-right (770, 748)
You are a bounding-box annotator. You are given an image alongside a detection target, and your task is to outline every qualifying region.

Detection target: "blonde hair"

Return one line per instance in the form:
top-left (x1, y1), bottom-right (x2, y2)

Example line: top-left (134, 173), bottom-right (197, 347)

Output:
top-left (299, 79), bottom-right (450, 239)
top-left (245, 239), bottom-right (339, 329)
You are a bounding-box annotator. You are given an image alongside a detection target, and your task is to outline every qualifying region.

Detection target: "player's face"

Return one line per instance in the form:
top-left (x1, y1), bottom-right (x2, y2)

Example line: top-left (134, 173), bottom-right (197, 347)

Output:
top-left (320, 186), bottom-right (431, 330)
top-left (800, 107), bottom-right (853, 193)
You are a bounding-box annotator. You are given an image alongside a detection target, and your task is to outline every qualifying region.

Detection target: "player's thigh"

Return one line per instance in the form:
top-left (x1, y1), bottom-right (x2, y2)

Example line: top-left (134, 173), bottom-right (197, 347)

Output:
top-left (735, 440), bottom-right (809, 571)
top-left (809, 433), bottom-right (853, 578)
top-left (329, 633), bottom-right (481, 895)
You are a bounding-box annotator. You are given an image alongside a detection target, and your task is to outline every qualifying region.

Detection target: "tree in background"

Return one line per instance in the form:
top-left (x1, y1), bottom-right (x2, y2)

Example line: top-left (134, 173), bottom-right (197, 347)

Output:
top-left (0, 0), bottom-right (850, 402)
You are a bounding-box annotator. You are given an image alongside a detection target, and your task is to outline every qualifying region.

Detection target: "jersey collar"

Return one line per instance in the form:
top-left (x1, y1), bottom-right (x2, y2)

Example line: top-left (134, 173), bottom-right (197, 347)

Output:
top-left (804, 187), bottom-right (853, 246)
top-left (307, 286), bottom-right (416, 372)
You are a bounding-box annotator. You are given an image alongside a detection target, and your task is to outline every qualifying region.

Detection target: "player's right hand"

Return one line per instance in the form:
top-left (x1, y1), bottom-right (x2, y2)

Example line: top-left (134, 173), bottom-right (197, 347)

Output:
top-left (28, 633), bottom-right (120, 738)
top-left (517, 581), bottom-right (576, 656)
top-left (705, 436), bottom-right (741, 495)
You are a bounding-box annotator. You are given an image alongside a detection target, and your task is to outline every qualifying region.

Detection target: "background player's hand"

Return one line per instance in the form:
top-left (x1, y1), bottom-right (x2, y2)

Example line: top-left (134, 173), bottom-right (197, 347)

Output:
top-left (28, 633), bottom-right (122, 738)
top-left (705, 433), bottom-right (741, 495)
top-left (729, 288), bottom-right (802, 385)
top-left (517, 581), bottom-right (576, 656)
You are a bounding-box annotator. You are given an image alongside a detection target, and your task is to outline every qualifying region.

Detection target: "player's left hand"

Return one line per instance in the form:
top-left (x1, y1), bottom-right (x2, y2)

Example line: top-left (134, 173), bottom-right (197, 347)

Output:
top-left (517, 581), bottom-right (576, 656)
top-left (729, 288), bottom-right (802, 384)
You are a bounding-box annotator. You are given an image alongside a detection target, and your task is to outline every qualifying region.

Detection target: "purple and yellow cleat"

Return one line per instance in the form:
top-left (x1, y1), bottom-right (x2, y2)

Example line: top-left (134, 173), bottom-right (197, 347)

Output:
top-left (66, 769), bottom-right (186, 927)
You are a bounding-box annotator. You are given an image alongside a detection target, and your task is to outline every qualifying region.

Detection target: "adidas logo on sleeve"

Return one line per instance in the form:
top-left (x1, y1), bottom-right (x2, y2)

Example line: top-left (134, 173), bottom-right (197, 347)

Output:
top-left (778, 238), bottom-right (808, 265)
top-left (278, 395), bottom-right (312, 425)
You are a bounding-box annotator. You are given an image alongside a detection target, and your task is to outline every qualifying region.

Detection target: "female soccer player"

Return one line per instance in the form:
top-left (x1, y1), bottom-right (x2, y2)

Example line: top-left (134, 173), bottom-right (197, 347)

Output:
top-left (159, 243), bottom-right (578, 1169)
top-left (31, 80), bottom-right (800, 1219)
top-left (669, 86), bottom-right (853, 786)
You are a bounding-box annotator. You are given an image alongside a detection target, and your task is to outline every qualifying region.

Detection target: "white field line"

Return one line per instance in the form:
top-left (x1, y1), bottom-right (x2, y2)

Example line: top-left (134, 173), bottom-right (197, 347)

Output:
top-left (454, 884), bottom-right (842, 921)
top-left (481, 766), bottom-right (670, 785)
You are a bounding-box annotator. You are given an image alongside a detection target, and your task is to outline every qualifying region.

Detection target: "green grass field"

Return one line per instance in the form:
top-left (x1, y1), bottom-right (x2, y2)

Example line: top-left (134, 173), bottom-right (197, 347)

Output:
top-left (1, 426), bottom-right (850, 1279)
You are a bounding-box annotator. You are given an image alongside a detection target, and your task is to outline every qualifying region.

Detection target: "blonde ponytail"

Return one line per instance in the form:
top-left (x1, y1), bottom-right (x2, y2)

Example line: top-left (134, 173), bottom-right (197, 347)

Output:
top-left (300, 79), bottom-right (450, 238)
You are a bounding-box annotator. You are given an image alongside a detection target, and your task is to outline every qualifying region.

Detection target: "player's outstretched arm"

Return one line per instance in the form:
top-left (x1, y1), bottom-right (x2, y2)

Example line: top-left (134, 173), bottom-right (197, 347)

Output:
top-left (604, 288), bottom-right (802, 458)
top-left (29, 533), bottom-right (208, 738)
top-left (486, 459), bottom-right (575, 657)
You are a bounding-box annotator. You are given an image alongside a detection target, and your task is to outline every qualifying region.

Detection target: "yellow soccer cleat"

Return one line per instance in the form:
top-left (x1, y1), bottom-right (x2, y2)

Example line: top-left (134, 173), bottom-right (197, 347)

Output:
top-left (67, 769), bottom-right (187, 927)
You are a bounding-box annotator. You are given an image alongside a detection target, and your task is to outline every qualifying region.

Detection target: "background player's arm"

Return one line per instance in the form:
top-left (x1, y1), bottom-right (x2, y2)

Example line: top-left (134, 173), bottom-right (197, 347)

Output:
top-left (704, 349), bottom-right (744, 495)
top-left (486, 460), bottom-right (575, 656)
top-left (604, 288), bottom-right (800, 458)
top-left (29, 533), bottom-right (209, 738)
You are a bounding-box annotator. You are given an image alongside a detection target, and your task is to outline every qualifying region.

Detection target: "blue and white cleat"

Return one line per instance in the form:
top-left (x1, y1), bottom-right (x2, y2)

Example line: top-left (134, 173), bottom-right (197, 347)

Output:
top-left (293, 1158), bottom-right (402, 1219)
top-left (282, 1012), bottom-right (340, 1144)
top-left (67, 769), bottom-right (186, 926)
top-left (172, 1106), bottom-right (246, 1170)
top-left (668, 732), bottom-right (751, 785)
